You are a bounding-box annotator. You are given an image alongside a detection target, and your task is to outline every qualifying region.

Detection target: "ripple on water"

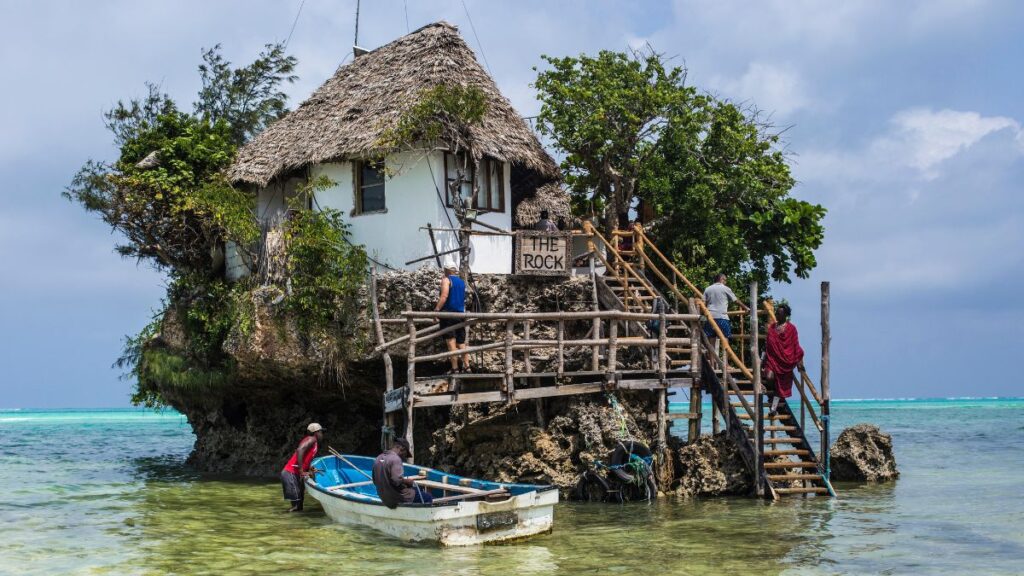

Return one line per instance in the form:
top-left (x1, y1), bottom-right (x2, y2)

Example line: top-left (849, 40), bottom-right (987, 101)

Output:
top-left (1, 404), bottom-right (1023, 575)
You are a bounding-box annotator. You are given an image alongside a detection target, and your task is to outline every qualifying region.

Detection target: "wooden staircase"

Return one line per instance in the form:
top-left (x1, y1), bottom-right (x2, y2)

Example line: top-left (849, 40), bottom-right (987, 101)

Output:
top-left (583, 222), bottom-right (836, 500)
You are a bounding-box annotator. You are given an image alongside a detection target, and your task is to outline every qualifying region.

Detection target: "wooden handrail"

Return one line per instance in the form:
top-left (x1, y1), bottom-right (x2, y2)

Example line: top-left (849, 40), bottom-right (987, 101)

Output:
top-left (634, 237), bottom-right (753, 380)
top-left (583, 221), bottom-right (660, 307)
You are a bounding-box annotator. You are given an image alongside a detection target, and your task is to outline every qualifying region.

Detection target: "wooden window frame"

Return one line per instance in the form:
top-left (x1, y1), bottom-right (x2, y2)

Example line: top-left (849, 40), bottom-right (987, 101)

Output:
top-left (443, 153), bottom-right (505, 213)
top-left (354, 159), bottom-right (386, 215)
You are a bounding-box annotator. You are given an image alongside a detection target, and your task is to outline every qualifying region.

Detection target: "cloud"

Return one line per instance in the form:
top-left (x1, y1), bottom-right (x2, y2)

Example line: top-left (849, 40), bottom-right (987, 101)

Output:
top-left (872, 108), bottom-right (1021, 177)
top-left (709, 61), bottom-right (811, 118)
top-left (795, 107), bottom-right (1024, 296)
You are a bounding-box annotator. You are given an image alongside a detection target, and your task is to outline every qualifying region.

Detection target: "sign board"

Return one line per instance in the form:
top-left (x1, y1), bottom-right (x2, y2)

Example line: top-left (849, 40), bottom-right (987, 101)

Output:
top-left (515, 232), bottom-right (571, 276)
top-left (384, 386), bottom-right (409, 414)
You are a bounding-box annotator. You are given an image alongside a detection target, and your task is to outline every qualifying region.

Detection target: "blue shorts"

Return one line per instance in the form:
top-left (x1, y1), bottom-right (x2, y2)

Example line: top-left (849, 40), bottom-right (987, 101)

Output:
top-left (703, 318), bottom-right (732, 339)
top-left (412, 485), bottom-right (434, 504)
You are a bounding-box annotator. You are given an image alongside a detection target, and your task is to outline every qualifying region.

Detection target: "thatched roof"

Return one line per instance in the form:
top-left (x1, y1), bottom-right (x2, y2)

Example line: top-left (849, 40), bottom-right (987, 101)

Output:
top-left (229, 21), bottom-right (559, 187)
top-left (514, 182), bottom-right (572, 227)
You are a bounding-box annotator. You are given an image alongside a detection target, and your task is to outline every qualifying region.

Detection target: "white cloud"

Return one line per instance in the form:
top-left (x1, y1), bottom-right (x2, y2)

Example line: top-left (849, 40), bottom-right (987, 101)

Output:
top-left (872, 108), bottom-right (1020, 177)
top-left (709, 61), bottom-right (810, 118)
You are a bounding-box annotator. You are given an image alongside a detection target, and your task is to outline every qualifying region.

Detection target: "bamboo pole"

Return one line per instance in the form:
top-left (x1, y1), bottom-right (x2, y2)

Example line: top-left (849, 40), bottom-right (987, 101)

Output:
top-left (821, 281), bottom-right (831, 479)
top-left (556, 319), bottom-right (565, 380)
top-left (405, 316), bottom-right (416, 462)
top-left (589, 250), bottom-right (601, 372)
top-left (657, 309), bottom-right (667, 380)
top-left (606, 318), bottom-right (618, 386)
top-left (750, 282), bottom-right (763, 497)
top-left (525, 320), bottom-right (544, 426)
top-left (505, 319), bottom-right (515, 403)
top-left (369, 270), bottom-right (395, 437)
top-left (403, 310), bottom-right (699, 321)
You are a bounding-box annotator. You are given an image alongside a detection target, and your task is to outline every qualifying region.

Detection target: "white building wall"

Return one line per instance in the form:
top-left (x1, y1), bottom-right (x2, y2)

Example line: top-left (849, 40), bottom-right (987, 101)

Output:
top-left (311, 150), bottom-right (512, 274)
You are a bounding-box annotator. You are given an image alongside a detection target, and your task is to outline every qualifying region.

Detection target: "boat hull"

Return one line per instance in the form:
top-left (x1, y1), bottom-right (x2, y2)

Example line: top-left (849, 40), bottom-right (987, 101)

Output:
top-left (307, 482), bottom-right (558, 546)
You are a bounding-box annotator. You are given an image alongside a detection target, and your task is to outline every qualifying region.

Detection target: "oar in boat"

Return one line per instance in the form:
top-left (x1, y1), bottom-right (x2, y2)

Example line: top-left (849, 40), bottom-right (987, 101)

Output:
top-left (327, 446), bottom-right (374, 481)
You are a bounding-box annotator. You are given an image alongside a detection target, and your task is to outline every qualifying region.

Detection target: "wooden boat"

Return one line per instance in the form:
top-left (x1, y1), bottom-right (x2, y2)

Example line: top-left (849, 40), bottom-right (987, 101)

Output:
top-left (306, 454), bottom-right (558, 546)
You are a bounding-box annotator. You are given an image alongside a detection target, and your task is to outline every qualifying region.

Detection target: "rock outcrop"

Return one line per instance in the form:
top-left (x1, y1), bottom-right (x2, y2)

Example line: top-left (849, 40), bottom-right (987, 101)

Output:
top-left (669, 433), bottom-right (753, 496)
top-left (830, 424), bottom-right (899, 482)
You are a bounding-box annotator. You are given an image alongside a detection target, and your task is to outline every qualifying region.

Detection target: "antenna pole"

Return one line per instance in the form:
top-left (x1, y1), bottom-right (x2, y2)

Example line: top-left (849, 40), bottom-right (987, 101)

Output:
top-left (354, 0), bottom-right (360, 46)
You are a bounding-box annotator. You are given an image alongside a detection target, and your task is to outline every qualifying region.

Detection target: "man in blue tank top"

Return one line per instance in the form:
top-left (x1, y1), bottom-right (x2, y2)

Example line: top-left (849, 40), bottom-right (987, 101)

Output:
top-left (434, 265), bottom-right (470, 373)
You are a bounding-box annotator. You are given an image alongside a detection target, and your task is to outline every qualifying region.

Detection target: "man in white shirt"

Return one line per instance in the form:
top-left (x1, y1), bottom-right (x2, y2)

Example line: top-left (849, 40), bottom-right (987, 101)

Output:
top-left (703, 273), bottom-right (749, 353)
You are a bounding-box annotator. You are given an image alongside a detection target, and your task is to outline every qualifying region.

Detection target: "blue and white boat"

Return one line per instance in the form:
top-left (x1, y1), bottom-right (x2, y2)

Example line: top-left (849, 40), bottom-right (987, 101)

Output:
top-left (306, 454), bottom-right (559, 546)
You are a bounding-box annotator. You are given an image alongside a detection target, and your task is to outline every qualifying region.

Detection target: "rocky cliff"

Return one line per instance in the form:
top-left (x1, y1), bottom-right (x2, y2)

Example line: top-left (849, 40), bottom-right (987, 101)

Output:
top-left (149, 269), bottom-right (704, 492)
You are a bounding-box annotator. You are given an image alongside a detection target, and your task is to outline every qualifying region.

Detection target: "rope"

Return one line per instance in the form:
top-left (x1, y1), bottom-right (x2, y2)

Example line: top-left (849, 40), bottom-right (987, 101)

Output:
top-left (605, 392), bottom-right (630, 440)
top-left (460, 0), bottom-right (492, 75)
top-left (283, 0), bottom-right (306, 50)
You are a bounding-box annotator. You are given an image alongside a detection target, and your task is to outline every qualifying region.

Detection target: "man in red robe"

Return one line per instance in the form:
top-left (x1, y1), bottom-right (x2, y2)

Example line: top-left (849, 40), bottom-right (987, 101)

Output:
top-left (763, 304), bottom-right (804, 417)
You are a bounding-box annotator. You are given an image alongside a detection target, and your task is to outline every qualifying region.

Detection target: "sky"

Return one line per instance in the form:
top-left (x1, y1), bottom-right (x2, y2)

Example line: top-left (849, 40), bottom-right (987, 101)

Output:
top-left (1, 0), bottom-right (1022, 407)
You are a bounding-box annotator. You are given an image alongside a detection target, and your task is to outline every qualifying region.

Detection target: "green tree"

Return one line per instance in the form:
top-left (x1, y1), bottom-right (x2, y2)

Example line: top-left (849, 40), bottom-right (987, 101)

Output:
top-left (533, 49), bottom-right (688, 231)
top-left (533, 49), bottom-right (825, 286)
top-left (64, 44), bottom-right (297, 275)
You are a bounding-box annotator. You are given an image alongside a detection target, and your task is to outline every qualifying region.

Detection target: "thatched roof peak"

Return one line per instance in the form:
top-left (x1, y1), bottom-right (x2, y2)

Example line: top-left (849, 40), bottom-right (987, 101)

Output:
top-left (229, 21), bottom-right (559, 187)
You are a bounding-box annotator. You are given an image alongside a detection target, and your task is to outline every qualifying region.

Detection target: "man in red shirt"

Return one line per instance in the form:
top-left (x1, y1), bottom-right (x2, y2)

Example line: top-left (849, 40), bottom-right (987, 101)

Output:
top-left (281, 422), bottom-right (323, 512)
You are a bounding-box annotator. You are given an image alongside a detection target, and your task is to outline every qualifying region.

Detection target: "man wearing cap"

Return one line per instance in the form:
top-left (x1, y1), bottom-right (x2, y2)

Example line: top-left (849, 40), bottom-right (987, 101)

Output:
top-left (280, 423), bottom-right (323, 512)
top-left (372, 438), bottom-right (432, 508)
top-left (435, 265), bottom-right (470, 373)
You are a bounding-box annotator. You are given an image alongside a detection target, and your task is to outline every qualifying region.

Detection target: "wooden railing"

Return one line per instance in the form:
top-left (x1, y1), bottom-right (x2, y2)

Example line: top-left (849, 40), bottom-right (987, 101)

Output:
top-left (625, 224), bottom-right (833, 483)
top-left (579, 221), bottom-right (661, 314)
top-left (374, 308), bottom-right (702, 460)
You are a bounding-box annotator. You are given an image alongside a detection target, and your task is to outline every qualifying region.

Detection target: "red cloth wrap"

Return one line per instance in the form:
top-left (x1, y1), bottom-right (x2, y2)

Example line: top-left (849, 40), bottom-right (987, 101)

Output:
top-left (763, 322), bottom-right (803, 399)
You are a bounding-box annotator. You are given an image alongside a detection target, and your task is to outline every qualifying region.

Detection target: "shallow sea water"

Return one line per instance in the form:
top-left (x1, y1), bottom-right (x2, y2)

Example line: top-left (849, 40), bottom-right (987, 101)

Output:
top-left (1, 399), bottom-right (1022, 575)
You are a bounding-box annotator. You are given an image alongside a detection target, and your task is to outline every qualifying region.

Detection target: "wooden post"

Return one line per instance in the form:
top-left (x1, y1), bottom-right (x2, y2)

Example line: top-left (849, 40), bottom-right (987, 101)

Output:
top-left (686, 298), bottom-right (701, 443)
top-left (821, 281), bottom-right (831, 479)
top-left (504, 319), bottom-right (515, 403)
top-left (750, 282), bottom-right (763, 497)
top-left (425, 223), bottom-right (443, 267)
top-left (405, 316), bottom-right (417, 462)
top-left (606, 318), bottom-right (619, 386)
top-left (556, 319), bottom-right (565, 381)
top-left (657, 309), bottom-right (667, 380)
top-left (369, 270), bottom-right (395, 437)
top-left (656, 388), bottom-right (667, 452)
top-left (589, 250), bottom-right (601, 372)
top-left (712, 398), bottom-right (720, 435)
top-left (525, 320), bottom-right (544, 426)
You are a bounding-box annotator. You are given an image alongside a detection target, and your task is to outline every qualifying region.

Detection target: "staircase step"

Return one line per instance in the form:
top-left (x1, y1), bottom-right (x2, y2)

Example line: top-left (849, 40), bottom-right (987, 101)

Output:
top-left (738, 414), bottom-right (790, 421)
top-left (764, 425), bottom-right (799, 432)
top-left (764, 461), bottom-right (819, 469)
top-left (764, 449), bottom-right (810, 456)
top-left (767, 474), bottom-right (823, 482)
top-left (763, 438), bottom-right (803, 445)
top-left (774, 487), bottom-right (829, 495)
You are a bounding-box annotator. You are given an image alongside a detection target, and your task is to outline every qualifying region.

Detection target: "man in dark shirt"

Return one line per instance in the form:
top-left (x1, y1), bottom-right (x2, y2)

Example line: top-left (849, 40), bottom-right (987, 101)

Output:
top-left (371, 438), bottom-right (432, 508)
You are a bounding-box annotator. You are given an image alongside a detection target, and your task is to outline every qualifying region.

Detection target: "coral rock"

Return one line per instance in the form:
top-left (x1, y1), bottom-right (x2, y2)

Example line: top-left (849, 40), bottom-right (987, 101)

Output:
top-left (830, 424), bottom-right (899, 482)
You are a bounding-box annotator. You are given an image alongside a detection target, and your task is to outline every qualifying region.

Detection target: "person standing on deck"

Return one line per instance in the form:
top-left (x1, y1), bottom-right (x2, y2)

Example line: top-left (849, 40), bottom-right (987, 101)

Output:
top-left (372, 438), bottom-right (432, 508)
top-left (703, 273), bottom-right (749, 353)
top-left (763, 304), bottom-right (805, 417)
top-left (534, 209), bottom-right (558, 232)
top-left (435, 265), bottom-right (470, 373)
top-left (280, 422), bottom-right (323, 512)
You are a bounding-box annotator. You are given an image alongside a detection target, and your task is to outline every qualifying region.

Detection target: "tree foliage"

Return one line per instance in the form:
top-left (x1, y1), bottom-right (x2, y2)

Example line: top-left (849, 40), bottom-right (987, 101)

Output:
top-left (283, 177), bottom-right (369, 332)
top-left (533, 49), bottom-right (688, 230)
top-left (64, 44), bottom-right (296, 275)
top-left (533, 49), bottom-right (825, 286)
top-left (195, 43), bottom-right (297, 146)
top-left (381, 84), bottom-right (488, 157)
top-left (68, 43), bottom-right (367, 406)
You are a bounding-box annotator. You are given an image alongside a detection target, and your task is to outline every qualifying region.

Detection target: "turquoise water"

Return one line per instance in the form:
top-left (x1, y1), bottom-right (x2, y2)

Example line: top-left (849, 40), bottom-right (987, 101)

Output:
top-left (1, 399), bottom-right (1022, 575)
